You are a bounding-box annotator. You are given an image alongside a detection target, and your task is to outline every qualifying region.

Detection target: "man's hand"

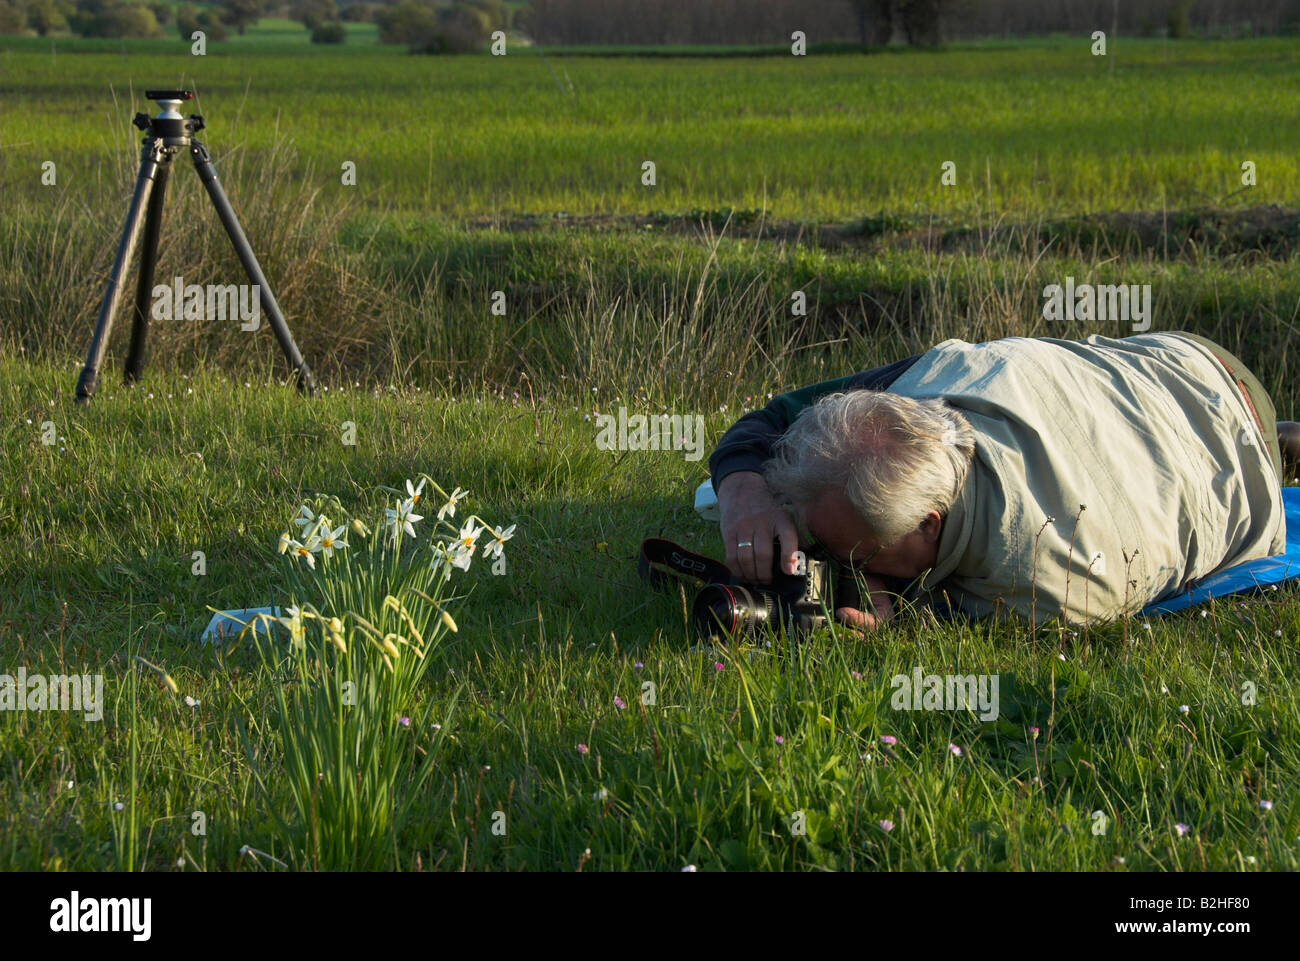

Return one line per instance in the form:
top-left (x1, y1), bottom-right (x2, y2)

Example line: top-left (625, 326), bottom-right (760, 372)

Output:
top-left (716, 470), bottom-right (800, 584)
top-left (834, 575), bottom-right (895, 634)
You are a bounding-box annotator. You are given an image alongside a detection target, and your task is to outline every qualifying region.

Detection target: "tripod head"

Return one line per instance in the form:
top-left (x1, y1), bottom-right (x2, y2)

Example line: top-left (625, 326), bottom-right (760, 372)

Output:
top-left (133, 89), bottom-right (204, 145)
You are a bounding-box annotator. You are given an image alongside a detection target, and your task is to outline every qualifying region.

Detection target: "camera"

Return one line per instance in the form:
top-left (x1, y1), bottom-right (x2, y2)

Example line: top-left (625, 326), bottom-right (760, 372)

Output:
top-left (691, 542), bottom-right (840, 640)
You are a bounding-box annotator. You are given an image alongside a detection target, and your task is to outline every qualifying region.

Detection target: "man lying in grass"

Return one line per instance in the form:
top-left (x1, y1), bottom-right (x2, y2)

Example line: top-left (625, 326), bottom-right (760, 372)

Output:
top-left (710, 332), bottom-right (1300, 630)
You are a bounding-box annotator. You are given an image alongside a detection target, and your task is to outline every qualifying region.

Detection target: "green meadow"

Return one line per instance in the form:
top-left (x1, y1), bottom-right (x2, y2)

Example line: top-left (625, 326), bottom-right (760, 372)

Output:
top-left (1, 30), bottom-right (1298, 870)
top-left (3, 34), bottom-right (1300, 218)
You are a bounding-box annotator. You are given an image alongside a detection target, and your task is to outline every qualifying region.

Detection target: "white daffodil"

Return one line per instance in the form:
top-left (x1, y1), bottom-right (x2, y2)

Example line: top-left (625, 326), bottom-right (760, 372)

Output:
top-left (293, 505), bottom-right (327, 537)
top-left (405, 477), bottom-right (427, 508)
top-left (450, 520), bottom-right (483, 570)
top-left (437, 487), bottom-right (468, 522)
top-left (318, 524), bottom-right (349, 560)
top-left (288, 535), bottom-right (324, 569)
top-left (385, 500), bottom-right (424, 541)
top-left (278, 605), bottom-right (306, 648)
top-left (484, 524), bottom-right (516, 559)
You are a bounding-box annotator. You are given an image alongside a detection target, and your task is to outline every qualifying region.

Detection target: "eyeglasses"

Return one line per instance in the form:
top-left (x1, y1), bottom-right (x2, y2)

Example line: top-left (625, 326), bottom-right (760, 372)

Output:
top-left (848, 541), bottom-right (886, 571)
top-left (804, 533), bottom-right (885, 571)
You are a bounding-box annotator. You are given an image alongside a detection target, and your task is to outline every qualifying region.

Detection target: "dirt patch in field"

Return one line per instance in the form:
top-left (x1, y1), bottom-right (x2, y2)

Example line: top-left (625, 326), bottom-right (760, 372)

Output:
top-left (463, 206), bottom-right (1300, 260)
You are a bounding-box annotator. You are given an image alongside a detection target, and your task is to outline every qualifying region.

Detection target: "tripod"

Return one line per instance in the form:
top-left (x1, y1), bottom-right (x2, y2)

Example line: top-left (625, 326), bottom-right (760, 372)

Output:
top-left (76, 90), bottom-right (316, 404)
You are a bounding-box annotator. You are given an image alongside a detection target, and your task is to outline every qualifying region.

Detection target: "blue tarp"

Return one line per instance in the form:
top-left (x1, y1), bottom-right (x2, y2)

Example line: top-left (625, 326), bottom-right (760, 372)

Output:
top-left (1142, 487), bottom-right (1300, 614)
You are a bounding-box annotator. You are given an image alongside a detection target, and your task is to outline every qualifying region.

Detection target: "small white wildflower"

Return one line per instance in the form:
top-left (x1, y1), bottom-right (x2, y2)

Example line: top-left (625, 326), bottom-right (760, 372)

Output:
top-left (437, 487), bottom-right (468, 522)
top-left (292, 505), bottom-right (319, 532)
top-left (288, 535), bottom-right (323, 569)
top-left (385, 500), bottom-right (424, 541)
top-left (484, 524), bottom-right (515, 559)
top-left (450, 520), bottom-right (483, 570)
top-left (318, 524), bottom-right (349, 560)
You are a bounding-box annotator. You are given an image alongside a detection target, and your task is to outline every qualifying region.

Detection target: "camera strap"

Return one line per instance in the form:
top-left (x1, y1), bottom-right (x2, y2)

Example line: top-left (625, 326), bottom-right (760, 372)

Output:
top-left (638, 538), bottom-right (735, 592)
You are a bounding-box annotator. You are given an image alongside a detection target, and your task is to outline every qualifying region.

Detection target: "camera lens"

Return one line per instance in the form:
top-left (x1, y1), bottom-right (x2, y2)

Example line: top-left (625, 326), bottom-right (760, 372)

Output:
top-left (692, 583), bottom-right (777, 638)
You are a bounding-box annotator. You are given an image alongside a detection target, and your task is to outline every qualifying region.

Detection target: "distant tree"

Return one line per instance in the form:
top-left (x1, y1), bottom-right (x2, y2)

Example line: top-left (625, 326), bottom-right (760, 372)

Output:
top-left (69, 0), bottom-right (163, 36)
top-left (842, 0), bottom-right (895, 46)
top-left (28, 0), bottom-right (71, 33)
top-left (511, 0), bottom-right (530, 34)
top-left (897, 0), bottom-right (946, 46)
top-left (376, 0), bottom-right (490, 52)
top-left (0, 0), bottom-right (25, 33)
top-left (103, 2), bottom-right (163, 36)
top-left (427, 2), bottom-right (490, 51)
top-left (375, 0), bottom-right (434, 45)
top-left (216, 0), bottom-right (263, 34)
top-left (176, 1), bottom-right (228, 40)
top-left (292, 0), bottom-right (335, 30)
top-left (310, 17), bottom-right (344, 41)
top-left (1168, 0), bottom-right (1194, 38)
top-left (464, 0), bottom-right (503, 29)
top-left (338, 0), bottom-right (370, 21)
top-left (147, 0), bottom-right (171, 25)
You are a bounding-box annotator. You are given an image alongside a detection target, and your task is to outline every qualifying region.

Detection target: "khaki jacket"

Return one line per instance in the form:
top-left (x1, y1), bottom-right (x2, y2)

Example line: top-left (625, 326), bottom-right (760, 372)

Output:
top-left (887, 333), bottom-right (1286, 624)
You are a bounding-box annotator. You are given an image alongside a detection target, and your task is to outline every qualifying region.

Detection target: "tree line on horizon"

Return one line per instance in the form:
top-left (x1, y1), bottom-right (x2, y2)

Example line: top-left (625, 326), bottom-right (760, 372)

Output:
top-left (1, 0), bottom-right (1296, 49)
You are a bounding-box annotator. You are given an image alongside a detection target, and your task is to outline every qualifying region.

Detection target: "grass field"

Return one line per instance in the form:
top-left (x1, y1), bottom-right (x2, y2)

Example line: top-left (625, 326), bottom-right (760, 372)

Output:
top-left (1, 32), bottom-right (1298, 871)
top-left (3, 35), bottom-right (1300, 218)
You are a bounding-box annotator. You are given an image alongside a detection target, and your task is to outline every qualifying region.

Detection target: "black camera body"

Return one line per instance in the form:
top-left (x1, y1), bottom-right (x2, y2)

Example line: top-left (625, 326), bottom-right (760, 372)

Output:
top-left (691, 544), bottom-right (838, 639)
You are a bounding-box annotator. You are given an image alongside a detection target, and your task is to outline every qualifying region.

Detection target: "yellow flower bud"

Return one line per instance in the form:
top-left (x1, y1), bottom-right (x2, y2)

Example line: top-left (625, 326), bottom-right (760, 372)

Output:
top-left (277, 532), bottom-right (291, 555)
top-left (381, 637), bottom-right (400, 659)
top-left (440, 610), bottom-right (458, 633)
top-left (162, 673), bottom-right (179, 696)
top-left (327, 617), bottom-right (346, 653)
top-left (350, 518), bottom-right (370, 538)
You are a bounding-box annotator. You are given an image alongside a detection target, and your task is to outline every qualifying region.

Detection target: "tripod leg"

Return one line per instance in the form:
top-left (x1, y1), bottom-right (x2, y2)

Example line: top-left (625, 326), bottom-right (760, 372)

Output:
top-left (76, 139), bottom-right (165, 405)
top-left (189, 141), bottom-right (317, 396)
top-left (124, 158), bottom-right (171, 384)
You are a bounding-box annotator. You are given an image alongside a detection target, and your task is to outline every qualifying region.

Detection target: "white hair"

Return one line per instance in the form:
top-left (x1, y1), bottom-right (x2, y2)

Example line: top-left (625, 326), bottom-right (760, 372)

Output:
top-left (763, 391), bottom-right (975, 545)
